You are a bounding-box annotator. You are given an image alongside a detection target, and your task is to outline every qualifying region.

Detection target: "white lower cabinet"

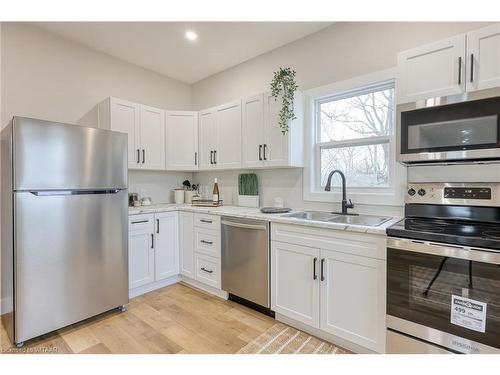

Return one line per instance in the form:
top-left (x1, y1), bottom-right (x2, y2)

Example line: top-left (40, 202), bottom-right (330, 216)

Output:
top-left (129, 214), bottom-right (155, 289)
top-left (319, 249), bottom-right (385, 352)
top-left (271, 241), bottom-right (320, 328)
top-left (154, 212), bottom-right (179, 281)
top-left (128, 212), bottom-right (178, 294)
top-left (129, 211), bottom-right (221, 296)
top-left (194, 253), bottom-right (221, 289)
top-left (192, 214), bottom-right (222, 290)
top-left (179, 211), bottom-right (195, 278)
top-left (271, 223), bottom-right (386, 353)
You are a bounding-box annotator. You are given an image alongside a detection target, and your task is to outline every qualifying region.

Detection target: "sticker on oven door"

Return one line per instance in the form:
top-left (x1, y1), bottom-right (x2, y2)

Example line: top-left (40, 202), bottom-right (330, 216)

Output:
top-left (450, 295), bottom-right (487, 333)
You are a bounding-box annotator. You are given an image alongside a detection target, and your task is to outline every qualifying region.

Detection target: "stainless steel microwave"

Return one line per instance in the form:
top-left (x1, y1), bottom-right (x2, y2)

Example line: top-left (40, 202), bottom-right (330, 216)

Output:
top-left (397, 88), bottom-right (500, 164)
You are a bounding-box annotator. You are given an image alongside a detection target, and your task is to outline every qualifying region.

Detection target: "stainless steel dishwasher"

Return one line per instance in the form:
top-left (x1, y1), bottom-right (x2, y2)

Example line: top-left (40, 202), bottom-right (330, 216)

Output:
top-left (221, 217), bottom-right (272, 315)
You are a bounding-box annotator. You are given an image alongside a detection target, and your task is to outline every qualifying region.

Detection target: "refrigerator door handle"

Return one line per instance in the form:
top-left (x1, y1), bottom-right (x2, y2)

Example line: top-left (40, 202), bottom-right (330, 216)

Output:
top-left (29, 189), bottom-right (123, 196)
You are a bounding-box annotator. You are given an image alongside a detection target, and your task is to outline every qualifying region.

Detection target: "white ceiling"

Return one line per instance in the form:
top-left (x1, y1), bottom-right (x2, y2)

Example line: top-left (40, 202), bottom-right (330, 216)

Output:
top-left (34, 22), bottom-right (332, 84)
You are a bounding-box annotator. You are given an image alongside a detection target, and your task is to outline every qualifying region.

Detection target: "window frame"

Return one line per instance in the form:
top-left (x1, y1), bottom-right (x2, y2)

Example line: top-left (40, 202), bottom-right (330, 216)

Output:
top-left (303, 68), bottom-right (406, 206)
top-left (315, 80), bottom-right (395, 190)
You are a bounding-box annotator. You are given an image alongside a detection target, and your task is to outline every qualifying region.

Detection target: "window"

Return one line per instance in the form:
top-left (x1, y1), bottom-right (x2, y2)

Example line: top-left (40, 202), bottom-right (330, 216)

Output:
top-left (315, 81), bottom-right (395, 189)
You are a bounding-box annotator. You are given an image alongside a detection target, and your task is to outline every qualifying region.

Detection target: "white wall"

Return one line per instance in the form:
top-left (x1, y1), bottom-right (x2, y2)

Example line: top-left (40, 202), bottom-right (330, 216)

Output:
top-left (1, 22), bottom-right (192, 127)
top-left (191, 22), bottom-right (494, 215)
top-left (192, 22), bottom-right (491, 109)
top-left (1, 22), bottom-right (195, 205)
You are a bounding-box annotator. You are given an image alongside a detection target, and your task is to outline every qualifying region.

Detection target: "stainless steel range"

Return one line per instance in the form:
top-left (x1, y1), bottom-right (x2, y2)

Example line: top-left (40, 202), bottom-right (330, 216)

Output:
top-left (386, 182), bottom-right (500, 354)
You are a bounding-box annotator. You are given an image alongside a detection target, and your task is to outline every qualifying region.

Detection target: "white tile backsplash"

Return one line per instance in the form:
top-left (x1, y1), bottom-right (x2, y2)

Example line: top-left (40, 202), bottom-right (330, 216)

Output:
top-left (193, 169), bottom-right (404, 217)
top-left (129, 170), bottom-right (193, 204)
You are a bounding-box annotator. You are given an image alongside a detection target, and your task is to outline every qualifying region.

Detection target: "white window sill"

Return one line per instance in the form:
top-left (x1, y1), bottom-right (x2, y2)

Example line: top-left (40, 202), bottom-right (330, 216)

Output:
top-left (303, 188), bottom-right (404, 206)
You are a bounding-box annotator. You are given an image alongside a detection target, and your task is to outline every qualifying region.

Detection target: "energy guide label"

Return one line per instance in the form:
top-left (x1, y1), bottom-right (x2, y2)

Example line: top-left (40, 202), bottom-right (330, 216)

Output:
top-left (450, 295), bottom-right (487, 333)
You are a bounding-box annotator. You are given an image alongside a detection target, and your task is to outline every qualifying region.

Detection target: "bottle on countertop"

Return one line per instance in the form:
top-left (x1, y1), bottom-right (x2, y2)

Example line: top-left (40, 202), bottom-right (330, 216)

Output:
top-left (212, 178), bottom-right (220, 202)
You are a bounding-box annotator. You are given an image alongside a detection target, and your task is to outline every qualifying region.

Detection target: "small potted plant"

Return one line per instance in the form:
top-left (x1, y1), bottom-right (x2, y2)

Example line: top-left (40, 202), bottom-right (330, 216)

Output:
top-left (238, 173), bottom-right (259, 208)
top-left (270, 67), bottom-right (298, 134)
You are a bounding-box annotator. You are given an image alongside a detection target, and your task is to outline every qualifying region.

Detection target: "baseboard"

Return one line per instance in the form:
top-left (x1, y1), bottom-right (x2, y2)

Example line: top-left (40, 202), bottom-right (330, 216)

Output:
top-left (129, 275), bottom-right (181, 299)
top-left (128, 274), bottom-right (229, 301)
top-left (275, 313), bottom-right (378, 354)
top-left (180, 276), bottom-right (228, 300)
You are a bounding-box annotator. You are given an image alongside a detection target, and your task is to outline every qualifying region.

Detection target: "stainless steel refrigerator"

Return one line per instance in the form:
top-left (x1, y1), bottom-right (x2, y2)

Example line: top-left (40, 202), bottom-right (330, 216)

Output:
top-left (1, 117), bottom-right (129, 346)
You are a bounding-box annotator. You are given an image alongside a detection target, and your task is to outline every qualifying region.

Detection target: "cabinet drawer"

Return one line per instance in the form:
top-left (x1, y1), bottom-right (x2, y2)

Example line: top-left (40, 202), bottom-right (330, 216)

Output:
top-left (194, 213), bottom-right (220, 230)
top-left (194, 228), bottom-right (221, 258)
top-left (272, 223), bottom-right (386, 260)
top-left (194, 253), bottom-right (221, 289)
top-left (129, 214), bottom-right (154, 233)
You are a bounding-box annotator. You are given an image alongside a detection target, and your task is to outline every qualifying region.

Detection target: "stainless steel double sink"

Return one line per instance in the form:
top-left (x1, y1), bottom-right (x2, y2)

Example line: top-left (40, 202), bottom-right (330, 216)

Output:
top-left (281, 211), bottom-right (391, 227)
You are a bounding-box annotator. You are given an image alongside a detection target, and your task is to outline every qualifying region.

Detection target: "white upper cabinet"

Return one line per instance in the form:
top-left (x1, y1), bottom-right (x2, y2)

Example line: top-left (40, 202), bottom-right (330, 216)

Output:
top-left (263, 92), bottom-right (291, 167)
top-left (242, 94), bottom-right (265, 168)
top-left (397, 35), bottom-right (466, 104)
top-left (467, 23), bottom-right (500, 92)
top-left (397, 23), bottom-right (500, 103)
top-left (99, 97), bottom-right (165, 170)
top-left (241, 91), bottom-right (304, 169)
top-left (139, 105), bottom-right (166, 170)
top-left (199, 101), bottom-right (242, 170)
top-left (199, 108), bottom-right (217, 170)
top-left (166, 111), bottom-right (199, 171)
top-left (105, 98), bottom-right (140, 169)
top-left (214, 101), bottom-right (242, 169)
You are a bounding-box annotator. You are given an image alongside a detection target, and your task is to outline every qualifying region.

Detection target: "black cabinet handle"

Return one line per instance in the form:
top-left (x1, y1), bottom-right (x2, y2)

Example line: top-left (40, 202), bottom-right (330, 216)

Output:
top-left (142, 149), bottom-right (145, 164)
top-left (151, 233), bottom-right (154, 249)
top-left (320, 258), bottom-right (325, 281)
top-left (210, 150), bottom-right (214, 164)
top-left (458, 56), bottom-right (462, 85)
top-left (131, 219), bottom-right (148, 224)
top-left (201, 267), bottom-right (213, 274)
top-left (200, 240), bottom-right (213, 245)
top-left (263, 144), bottom-right (267, 160)
top-left (137, 149), bottom-right (140, 164)
top-left (214, 150), bottom-right (217, 164)
top-left (259, 145), bottom-right (263, 161)
top-left (470, 53), bottom-right (474, 83)
top-left (156, 219), bottom-right (159, 233)
top-left (313, 257), bottom-right (318, 280)
top-left (194, 152), bottom-right (198, 166)
top-left (200, 219), bottom-right (213, 224)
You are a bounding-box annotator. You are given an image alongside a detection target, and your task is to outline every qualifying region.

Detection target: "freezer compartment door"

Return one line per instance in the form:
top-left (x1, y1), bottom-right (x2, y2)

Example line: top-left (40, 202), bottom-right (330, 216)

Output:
top-left (13, 117), bottom-right (127, 190)
top-left (14, 189), bottom-right (128, 343)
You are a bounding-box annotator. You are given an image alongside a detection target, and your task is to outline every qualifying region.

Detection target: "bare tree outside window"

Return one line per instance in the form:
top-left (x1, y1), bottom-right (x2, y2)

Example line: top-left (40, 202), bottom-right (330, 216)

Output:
top-left (317, 85), bottom-right (394, 188)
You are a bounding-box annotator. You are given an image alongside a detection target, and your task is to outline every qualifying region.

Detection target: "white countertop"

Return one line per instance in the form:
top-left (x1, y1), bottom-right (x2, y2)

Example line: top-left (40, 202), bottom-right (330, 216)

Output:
top-left (129, 204), bottom-right (400, 235)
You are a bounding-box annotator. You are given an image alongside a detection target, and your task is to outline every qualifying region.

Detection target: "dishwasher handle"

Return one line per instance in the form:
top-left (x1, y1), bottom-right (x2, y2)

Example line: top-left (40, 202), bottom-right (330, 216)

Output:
top-left (221, 220), bottom-right (267, 231)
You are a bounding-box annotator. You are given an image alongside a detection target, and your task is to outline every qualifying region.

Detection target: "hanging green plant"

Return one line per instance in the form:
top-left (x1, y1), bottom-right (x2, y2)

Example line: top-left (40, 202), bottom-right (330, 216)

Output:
top-left (270, 67), bottom-right (298, 134)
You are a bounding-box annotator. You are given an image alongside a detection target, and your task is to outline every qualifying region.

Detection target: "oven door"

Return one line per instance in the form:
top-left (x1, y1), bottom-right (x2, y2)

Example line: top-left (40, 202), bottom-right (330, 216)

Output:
top-left (387, 237), bottom-right (500, 353)
top-left (397, 95), bottom-right (500, 163)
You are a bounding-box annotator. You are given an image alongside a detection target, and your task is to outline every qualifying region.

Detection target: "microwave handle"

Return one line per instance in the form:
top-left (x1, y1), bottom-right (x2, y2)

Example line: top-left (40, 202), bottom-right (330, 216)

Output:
top-left (458, 56), bottom-right (462, 85)
top-left (470, 53), bottom-right (474, 83)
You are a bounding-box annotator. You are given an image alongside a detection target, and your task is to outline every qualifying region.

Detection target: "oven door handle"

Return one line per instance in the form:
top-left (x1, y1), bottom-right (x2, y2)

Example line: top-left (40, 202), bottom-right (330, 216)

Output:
top-left (387, 237), bottom-right (500, 264)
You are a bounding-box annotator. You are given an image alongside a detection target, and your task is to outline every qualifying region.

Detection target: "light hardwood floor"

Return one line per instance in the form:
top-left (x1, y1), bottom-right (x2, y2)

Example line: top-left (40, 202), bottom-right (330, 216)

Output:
top-left (0, 282), bottom-right (278, 354)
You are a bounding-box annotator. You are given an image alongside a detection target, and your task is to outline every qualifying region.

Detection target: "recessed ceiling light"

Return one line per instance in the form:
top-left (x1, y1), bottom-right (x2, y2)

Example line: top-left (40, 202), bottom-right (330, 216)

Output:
top-left (185, 31), bottom-right (197, 41)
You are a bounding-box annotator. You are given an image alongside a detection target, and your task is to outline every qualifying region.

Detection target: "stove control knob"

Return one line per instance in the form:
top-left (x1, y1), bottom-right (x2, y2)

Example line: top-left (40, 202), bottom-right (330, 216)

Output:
top-left (408, 188), bottom-right (416, 196)
top-left (418, 188), bottom-right (426, 196)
